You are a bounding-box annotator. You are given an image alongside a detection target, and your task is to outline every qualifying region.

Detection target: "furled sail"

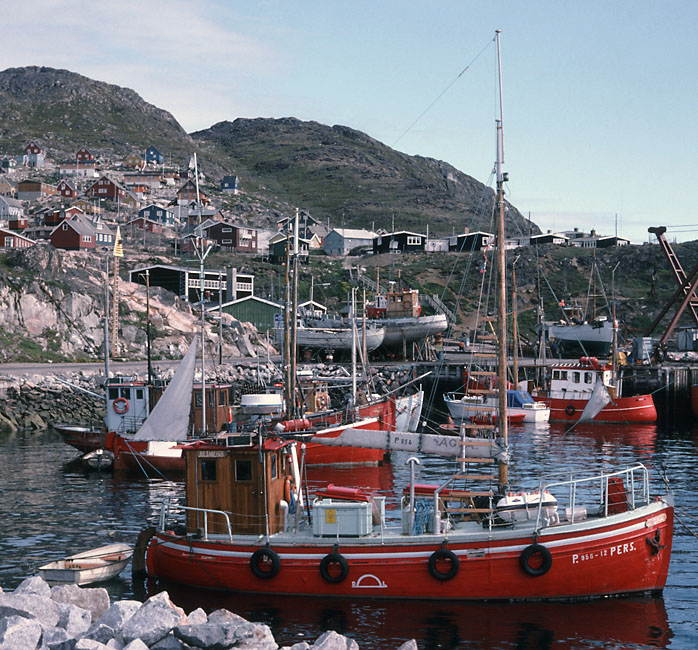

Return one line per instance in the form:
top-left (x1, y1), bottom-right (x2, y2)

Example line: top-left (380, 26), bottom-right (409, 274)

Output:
top-left (311, 428), bottom-right (503, 459)
top-left (133, 339), bottom-right (198, 441)
top-left (577, 379), bottom-right (612, 423)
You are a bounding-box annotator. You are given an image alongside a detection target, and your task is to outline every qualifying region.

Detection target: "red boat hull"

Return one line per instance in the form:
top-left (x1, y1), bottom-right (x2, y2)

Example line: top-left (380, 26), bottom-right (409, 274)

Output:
top-left (54, 425), bottom-right (106, 453)
top-left (146, 503), bottom-right (673, 600)
top-left (540, 394), bottom-right (656, 423)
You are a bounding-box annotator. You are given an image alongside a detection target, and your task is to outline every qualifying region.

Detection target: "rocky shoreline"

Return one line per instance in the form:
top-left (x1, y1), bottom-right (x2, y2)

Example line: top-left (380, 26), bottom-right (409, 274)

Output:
top-left (0, 362), bottom-right (418, 434)
top-left (0, 577), bottom-right (417, 649)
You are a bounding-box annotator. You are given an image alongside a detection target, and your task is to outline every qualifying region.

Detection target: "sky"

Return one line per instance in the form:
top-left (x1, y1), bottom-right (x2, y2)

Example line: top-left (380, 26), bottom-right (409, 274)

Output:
top-left (4, 0), bottom-right (698, 244)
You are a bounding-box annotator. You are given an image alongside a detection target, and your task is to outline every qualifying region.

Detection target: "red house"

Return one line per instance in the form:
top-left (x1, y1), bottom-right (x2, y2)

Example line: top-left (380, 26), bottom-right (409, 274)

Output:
top-left (128, 216), bottom-right (163, 233)
top-left (56, 179), bottom-right (78, 199)
top-left (0, 227), bottom-right (35, 249)
top-left (177, 179), bottom-right (208, 205)
top-left (49, 215), bottom-right (96, 250)
top-left (44, 206), bottom-right (84, 227)
top-left (85, 175), bottom-right (138, 206)
top-left (76, 147), bottom-right (95, 162)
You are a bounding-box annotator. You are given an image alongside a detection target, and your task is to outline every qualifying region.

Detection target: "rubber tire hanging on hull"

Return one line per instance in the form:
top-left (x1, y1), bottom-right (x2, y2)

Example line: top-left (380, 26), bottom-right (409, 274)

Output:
top-left (565, 404), bottom-right (576, 417)
top-left (319, 552), bottom-right (349, 583)
top-left (428, 548), bottom-right (460, 581)
top-left (519, 543), bottom-right (552, 577)
top-left (250, 547), bottom-right (281, 579)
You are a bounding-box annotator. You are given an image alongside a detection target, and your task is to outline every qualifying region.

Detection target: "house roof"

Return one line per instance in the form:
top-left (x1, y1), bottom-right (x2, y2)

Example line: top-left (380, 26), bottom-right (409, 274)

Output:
top-left (329, 228), bottom-right (377, 239)
top-left (207, 295), bottom-right (283, 312)
top-left (377, 230), bottom-right (426, 238)
top-left (0, 196), bottom-right (23, 208)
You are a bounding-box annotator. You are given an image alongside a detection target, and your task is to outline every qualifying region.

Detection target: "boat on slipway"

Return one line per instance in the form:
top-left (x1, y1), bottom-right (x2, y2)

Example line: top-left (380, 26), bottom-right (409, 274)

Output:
top-left (140, 32), bottom-right (673, 602)
top-left (273, 322), bottom-right (385, 354)
top-left (443, 389), bottom-right (550, 424)
top-left (528, 356), bottom-right (657, 423)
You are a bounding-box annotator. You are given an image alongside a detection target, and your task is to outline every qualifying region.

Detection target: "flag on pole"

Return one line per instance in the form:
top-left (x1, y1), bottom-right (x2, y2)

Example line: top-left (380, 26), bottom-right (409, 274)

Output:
top-left (113, 226), bottom-right (123, 258)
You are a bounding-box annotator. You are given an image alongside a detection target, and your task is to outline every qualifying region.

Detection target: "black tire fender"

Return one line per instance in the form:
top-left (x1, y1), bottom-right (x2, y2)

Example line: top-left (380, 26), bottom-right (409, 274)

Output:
top-left (565, 404), bottom-right (576, 417)
top-left (428, 548), bottom-right (460, 581)
top-left (519, 543), bottom-right (552, 577)
top-left (250, 547), bottom-right (281, 579)
top-left (319, 551), bottom-right (349, 583)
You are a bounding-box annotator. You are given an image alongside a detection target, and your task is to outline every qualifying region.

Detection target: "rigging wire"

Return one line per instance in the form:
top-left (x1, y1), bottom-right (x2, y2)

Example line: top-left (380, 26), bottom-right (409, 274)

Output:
top-left (392, 36), bottom-right (495, 149)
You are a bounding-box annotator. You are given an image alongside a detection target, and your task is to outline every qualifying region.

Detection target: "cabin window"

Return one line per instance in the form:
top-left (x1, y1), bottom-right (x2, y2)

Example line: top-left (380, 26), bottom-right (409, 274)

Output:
top-left (572, 372), bottom-right (580, 384)
top-left (135, 388), bottom-right (144, 400)
top-left (218, 390), bottom-right (227, 406)
top-left (200, 459), bottom-right (217, 481)
top-left (270, 454), bottom-right (278, 480)
top-left (560, 371), bottom-right (568, 380)
top-left (235, 459), bottom-right (252, 482)
top-left (194, 391), bottom-right (202, 407)
top-left (228, 387), bottom-right (235, 404)
top-left (120, 388), bottom-right (131, 398)
top-left (585, 372), bottom-right (593, 384)
top-left (108, 387), bottom-right (118, 400)
top-left (552, 370), bottom-right (559, 380)
top-left (208, 391), bottom-right (214, 407)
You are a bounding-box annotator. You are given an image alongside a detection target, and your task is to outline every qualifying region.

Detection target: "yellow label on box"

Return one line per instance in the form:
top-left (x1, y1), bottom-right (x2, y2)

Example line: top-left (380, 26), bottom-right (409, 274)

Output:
top-left (325, 508), bottom-right (336, 524)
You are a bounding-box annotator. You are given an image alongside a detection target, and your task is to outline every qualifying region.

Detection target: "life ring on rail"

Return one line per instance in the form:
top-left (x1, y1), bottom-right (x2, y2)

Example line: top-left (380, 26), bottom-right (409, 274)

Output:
top-left (113, 397), bottom-right (129, 415)
top-left (250, 547), bottom-right (281, 579)
top-left (564, 404), bottom-right (576, 417)
top-left (428, 548), bottom-right (460, 581)
top-left (320, 551), bottom-right (349, 583)
top-left (519, 543), bottom-right (552, 577)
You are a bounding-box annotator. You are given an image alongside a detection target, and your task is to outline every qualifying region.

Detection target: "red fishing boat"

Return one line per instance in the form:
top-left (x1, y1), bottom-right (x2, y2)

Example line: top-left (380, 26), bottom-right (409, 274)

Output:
top-left (139, 32), bottom-right (673, 601)
top-left (529, 357), bottom-right (657, 423)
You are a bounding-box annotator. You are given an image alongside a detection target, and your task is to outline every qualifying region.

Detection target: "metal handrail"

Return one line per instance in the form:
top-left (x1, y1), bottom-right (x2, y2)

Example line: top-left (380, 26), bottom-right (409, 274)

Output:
top-left (533, 463), bottom-right (650, 533)
top-left (159, 499), bottom-right (234, 542)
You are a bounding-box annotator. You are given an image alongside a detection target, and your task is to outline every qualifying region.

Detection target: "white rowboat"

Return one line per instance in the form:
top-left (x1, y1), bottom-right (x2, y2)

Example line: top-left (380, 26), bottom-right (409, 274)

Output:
top-left (39, 543), bottom-right (133, 586)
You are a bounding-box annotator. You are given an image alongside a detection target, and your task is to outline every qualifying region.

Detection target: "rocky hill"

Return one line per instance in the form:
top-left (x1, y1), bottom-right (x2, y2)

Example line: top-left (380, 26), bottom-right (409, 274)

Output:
top-left (0, 245), bottom-right (272, 363)
top-left (0, 66), bottom-right (536, 236)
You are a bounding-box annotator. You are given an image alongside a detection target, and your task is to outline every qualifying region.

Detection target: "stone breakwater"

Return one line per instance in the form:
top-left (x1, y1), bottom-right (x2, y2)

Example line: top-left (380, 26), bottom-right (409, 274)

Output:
top-left (0, 577), bottom-right (418, 650)
top-left (0, 362), bottom-right (418, 434)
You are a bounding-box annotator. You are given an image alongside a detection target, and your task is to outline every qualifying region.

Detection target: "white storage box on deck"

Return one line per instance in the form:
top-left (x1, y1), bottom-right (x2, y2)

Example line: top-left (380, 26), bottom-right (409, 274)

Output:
top-left (312, 498), bottom-right (373, 537)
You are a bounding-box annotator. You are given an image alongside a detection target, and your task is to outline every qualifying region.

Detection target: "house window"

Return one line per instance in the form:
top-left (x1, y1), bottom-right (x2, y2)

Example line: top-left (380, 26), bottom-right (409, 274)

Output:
top-left (222, 239), bottom-right (232, 244)
top-left (62, 223), bottom-right (68, 230)
top-left (407, 236), bottom-right (421, 245)
top-left (235, 459), bottom-right (252, 482)
top-left (200, 459), bottom-right (217, 481)
top-left (222, 227), bottom-right (232, 232)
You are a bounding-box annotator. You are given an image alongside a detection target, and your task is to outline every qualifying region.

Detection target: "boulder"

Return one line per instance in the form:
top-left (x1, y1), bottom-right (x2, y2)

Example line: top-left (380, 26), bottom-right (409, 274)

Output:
top-left (185, 607), bottom-right (207, 625)
top-left (122, 640), bottom-right (149, 650)
top-left (75, 640), bottom-right (111, 650)
top-left (13, 576), bottom-right (52, 599)
top-left (150, 633), bottom-right (189, 649)
top-left (84, 623), bottom-right (117, 645)
top-left (51, 585), bottom-right (110, 623)
top-left (92, 601), bottom-right (140, 633)
top-left (310, 630), bottom-right (359, 650)
top-left (120, 592), bottom-right (186, 647)
top-left (0, 592), bottom-right (60, 628)
top-left (395, 641), bottom-right (418, 650)
top-left (0, 614), bottom-right (42, 650)
top-left (206, 608), bottom-right (247, 625)
top-left (56, 601), bottom-right (92, 637)
top-left (42, 626), bottom-right (76, 650)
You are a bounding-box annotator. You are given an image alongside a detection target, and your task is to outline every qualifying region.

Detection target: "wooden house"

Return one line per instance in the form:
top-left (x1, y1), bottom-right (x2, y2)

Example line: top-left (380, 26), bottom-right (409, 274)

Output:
top-left (16, 180), bottom-right (57, 201)
top-left (448, 231), bottom-right (493, 253)
top-left (44, 206), bottom-right (84, 227)
top-left (84, 176), bottom-right (139, 207)
top-left (1, 156), bottom-right (17, 173)
top-left (56, 179), bottom-right (78, 199)
top-left (23, 141), bottom-right (45, 168)
top-left (8, 215), bottom-right (28, 231)
top-left (124, 152), bottom-right (145, 169)
top-left (75, 147), bottom-right (95, 162)
top-left (0, 176), bottom-right (16, 197)
top-left (529, 232), bottom-right (569, 246)
top-left (50, 215), bottom-right (97, 250)
top-left (177, 179), bottom-right (209, 205)
top-left (139, 204), bottom-right (175, 226)
top-left (145, 146), bottom-right (163, 165)
top-left (209, 296), bottom-right (283, 332)
top-left (58, 160), bottom-right (99, 178)
top-left (324, 228), bottom-right (376, 256)
top-left (372, 231), bottom-right (426, 255)
top-left (0, 195), bottom-right (24, 219)
top-left (220, 175), bottom-right (239, 194)
top-left (124, 171), bottom-right (165, 189)
top-left (269, 233), bottom-right (310, 264)
top-left (0, 226), bottom-right (35, 249)
top-left (127, 216), bottom-right (163, 233)
top-left (202, 220), bottom-right (258, 254)
top-left (129, 264), bottom-right (255, 304)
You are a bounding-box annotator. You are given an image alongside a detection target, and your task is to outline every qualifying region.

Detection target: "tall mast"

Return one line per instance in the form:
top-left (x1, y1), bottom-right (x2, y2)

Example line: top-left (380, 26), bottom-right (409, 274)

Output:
top-left (494, 29), bottom-right (508, 490)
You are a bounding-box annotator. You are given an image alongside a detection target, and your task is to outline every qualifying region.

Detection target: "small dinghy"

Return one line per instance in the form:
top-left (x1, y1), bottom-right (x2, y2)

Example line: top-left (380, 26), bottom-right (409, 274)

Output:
top-left (39, 543), bottom-right (133, 586)
top-left (81, 449), bottom-right (114, 471)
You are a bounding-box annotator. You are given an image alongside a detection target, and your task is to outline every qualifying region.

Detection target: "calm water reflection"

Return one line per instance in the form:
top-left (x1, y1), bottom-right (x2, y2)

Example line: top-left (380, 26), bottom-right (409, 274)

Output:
top-left (1, 418), bottom-right (697, 649)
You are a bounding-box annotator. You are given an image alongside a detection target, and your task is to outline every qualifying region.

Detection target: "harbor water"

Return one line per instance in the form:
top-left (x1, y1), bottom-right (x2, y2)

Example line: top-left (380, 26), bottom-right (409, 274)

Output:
top-left (1, 416), bottom-right (697, 649)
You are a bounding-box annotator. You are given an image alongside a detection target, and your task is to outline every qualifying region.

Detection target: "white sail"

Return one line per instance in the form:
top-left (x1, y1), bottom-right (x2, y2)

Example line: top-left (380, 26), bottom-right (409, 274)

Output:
top-left (133, 339), bottom-right (198, 441)
top-left (310, 428), bottom-right (503, 459)
top-left (577, 379), bottom-right (612, 423)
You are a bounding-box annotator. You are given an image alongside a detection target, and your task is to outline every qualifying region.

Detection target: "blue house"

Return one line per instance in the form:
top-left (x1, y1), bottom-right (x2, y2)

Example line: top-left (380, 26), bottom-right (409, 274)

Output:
top-left (139, 203), bottom-right (175, 226)
top-left (145, 146), bottom-right (164, 165)
top-left (220, 175), bottom-right (239, 194)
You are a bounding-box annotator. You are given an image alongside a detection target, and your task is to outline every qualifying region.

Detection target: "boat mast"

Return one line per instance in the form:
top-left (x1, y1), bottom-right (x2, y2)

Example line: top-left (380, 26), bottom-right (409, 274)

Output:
top-left (494, 29), bottom-right (509, 489)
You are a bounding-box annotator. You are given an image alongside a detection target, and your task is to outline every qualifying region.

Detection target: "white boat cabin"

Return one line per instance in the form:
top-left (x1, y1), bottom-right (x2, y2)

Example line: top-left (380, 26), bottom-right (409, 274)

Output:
top-left (549, 357), bottom-right (616, 399)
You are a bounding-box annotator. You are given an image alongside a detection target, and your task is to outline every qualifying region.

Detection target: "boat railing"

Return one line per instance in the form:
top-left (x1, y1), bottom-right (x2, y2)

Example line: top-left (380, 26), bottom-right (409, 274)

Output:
top-left (533, 464), bottom-right (650, 532)
top-left (158, 499), bottom-right (234, 542)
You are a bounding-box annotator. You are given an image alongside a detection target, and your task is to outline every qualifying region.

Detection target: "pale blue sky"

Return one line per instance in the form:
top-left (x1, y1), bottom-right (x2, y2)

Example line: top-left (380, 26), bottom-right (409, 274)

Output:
top-left (4, 1), bottom-right (698, 243)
